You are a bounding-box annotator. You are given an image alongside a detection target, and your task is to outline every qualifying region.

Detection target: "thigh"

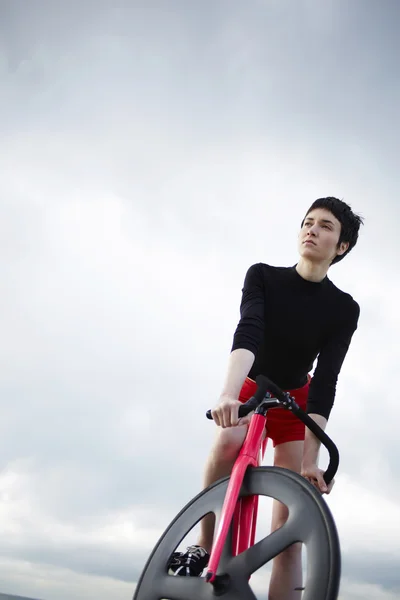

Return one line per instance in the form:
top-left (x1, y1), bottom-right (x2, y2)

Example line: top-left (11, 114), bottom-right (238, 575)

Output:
top-left (211, 421), bottom-right (249, 461)
top-left (273, 440), bottom-right (303, 472)
top-left (271, 440), bottom-right (304, 531)
top-left (266, 382), bottom-right (309, 447)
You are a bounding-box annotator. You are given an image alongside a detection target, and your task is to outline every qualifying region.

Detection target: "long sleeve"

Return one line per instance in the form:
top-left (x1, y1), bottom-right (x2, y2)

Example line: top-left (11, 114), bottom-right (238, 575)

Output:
top-left (307, 299), bottom-right (360, 419)
top-left (231, 263), bottom-right (265, 356)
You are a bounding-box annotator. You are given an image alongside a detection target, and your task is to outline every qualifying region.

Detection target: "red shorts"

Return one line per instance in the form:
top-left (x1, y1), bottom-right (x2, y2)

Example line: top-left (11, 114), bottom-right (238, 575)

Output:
top-left (238, 376), bottom-right (310, 447)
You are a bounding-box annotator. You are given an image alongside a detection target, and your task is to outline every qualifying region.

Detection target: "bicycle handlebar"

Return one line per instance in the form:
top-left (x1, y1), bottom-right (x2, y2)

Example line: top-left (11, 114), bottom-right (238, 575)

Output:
top-left (206, 374), bottom-right (339, 485)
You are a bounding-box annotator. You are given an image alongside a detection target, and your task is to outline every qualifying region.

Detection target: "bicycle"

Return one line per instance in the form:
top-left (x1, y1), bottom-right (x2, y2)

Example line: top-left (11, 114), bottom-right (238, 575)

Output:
top-left (133, 374), bottom-right (341, 600)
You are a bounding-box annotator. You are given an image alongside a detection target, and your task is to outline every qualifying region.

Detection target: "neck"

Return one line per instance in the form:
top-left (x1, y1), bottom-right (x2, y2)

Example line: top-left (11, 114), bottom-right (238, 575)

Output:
top-left (295, 258), bottom-right (330, 283)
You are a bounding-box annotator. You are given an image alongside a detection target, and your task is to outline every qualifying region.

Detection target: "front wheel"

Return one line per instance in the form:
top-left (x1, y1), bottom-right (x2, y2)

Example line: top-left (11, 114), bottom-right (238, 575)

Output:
top-left (133, 466), bottom-right (341, 600)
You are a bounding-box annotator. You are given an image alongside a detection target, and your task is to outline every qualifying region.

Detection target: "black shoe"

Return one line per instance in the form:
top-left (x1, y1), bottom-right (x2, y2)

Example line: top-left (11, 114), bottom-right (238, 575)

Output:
top-left (168, 545), bottom-right (210, 576)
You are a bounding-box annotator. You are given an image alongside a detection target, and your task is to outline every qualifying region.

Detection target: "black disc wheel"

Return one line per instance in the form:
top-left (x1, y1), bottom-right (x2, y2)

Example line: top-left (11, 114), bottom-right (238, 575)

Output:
top-left (133, 466), bottom-right (341, 600)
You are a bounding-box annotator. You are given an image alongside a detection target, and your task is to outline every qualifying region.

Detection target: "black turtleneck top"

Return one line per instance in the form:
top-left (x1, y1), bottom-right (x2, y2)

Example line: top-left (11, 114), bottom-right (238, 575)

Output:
top-left (231, 263), bottom-right (360, 419)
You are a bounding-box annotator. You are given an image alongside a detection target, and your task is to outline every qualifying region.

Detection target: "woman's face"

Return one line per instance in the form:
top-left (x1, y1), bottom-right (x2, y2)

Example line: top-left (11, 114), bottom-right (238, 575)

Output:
top-left (298, 208), bottom-right (348, 264)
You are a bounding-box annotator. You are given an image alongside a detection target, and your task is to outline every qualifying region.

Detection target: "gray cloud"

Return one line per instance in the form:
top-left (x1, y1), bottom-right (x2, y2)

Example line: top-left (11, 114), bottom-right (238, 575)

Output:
top-left (1, 1), bottom-right (399, 599)
top-left (342, 551), bottom-right (400, 593)
top-left (0, 594), bottom-right (40, 600)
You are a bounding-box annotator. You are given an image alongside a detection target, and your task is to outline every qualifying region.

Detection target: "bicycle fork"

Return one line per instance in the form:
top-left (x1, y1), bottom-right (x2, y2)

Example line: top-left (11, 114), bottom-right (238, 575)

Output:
top-left (205, 415), bottom-right (267, 584)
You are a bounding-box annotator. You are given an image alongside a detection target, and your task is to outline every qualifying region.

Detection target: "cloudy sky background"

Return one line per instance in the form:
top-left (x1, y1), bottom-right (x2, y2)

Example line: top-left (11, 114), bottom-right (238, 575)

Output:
top-left (1, 1), bottom-right (400, 599)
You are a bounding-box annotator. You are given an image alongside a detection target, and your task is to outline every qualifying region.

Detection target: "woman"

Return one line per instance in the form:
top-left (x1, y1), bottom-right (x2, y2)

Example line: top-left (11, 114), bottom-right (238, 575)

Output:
top-left (169, 197), bottom-right (363, 600)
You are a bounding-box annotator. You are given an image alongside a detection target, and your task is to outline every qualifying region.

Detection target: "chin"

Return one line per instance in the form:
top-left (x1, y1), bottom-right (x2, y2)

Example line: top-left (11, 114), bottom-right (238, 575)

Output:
top-left (299, 246), bottom-right (316, 259)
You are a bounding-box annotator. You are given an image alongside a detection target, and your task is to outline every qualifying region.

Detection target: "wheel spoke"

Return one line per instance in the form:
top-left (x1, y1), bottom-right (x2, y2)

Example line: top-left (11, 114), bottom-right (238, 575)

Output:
top-left (230, 579), bottom-right (258, 600)
top-left (154, 575), bottom-right (208, 600)
top-left (231, 519), bottom-right (300, 576)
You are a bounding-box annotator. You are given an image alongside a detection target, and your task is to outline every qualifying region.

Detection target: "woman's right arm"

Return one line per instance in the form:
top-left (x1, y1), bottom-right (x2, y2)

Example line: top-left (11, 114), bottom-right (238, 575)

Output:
top-left (212, 348), bottom-right (255, 428)
top-left (212, 264), bottom-right (265, 428)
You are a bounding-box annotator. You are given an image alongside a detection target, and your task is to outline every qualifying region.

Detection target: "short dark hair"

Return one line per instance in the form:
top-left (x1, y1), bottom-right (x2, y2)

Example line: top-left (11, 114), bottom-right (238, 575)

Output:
top-left (301, 197), bottom-right (364, 264)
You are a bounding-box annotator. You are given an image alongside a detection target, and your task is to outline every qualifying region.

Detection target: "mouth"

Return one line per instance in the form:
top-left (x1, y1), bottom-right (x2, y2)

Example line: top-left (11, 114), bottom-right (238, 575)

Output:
top-left (304, 239), bottom-right (316, 246)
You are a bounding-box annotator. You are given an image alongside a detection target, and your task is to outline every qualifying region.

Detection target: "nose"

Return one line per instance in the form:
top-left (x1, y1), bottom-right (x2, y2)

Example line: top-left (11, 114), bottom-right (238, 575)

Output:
top-left (307, 224), bottom-right (317, 236)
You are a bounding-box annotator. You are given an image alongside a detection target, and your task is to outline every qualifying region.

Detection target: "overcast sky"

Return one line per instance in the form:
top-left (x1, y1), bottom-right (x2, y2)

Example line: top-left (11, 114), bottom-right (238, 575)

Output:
top-left (1, 1), bottom-right (400, 599)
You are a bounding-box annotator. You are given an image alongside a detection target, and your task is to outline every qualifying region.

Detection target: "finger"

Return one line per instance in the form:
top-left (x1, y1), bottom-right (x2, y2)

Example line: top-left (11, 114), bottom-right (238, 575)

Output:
top-left (326, 479), bottom-right (335, 494)
top-left (310, 479), bottom-right (324, 493)
top-left (231, 405), bottom-right (239, 427)
top-left (307, 477), bottom-right (321, 492)
top-left (212, 409), bottom-right (221, 427)
top-left (316, 473), bottom-right (328, 493)
top-left (221, 407), bottom-right (229, 429)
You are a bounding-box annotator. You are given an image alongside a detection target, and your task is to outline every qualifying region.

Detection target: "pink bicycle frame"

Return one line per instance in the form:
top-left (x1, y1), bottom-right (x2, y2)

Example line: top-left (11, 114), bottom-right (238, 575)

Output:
top-left (206, 413), bottom-right (269, 583)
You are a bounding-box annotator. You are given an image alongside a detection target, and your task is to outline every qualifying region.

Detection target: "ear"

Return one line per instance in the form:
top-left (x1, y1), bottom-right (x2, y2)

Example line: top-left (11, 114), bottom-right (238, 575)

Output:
top-left (336, 241), bottom-right (349, 256)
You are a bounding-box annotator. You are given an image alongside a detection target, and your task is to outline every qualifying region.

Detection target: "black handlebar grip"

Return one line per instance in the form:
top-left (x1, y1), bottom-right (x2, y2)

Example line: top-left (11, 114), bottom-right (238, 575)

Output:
top-left (206, 399), bottom-right (259, 421)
